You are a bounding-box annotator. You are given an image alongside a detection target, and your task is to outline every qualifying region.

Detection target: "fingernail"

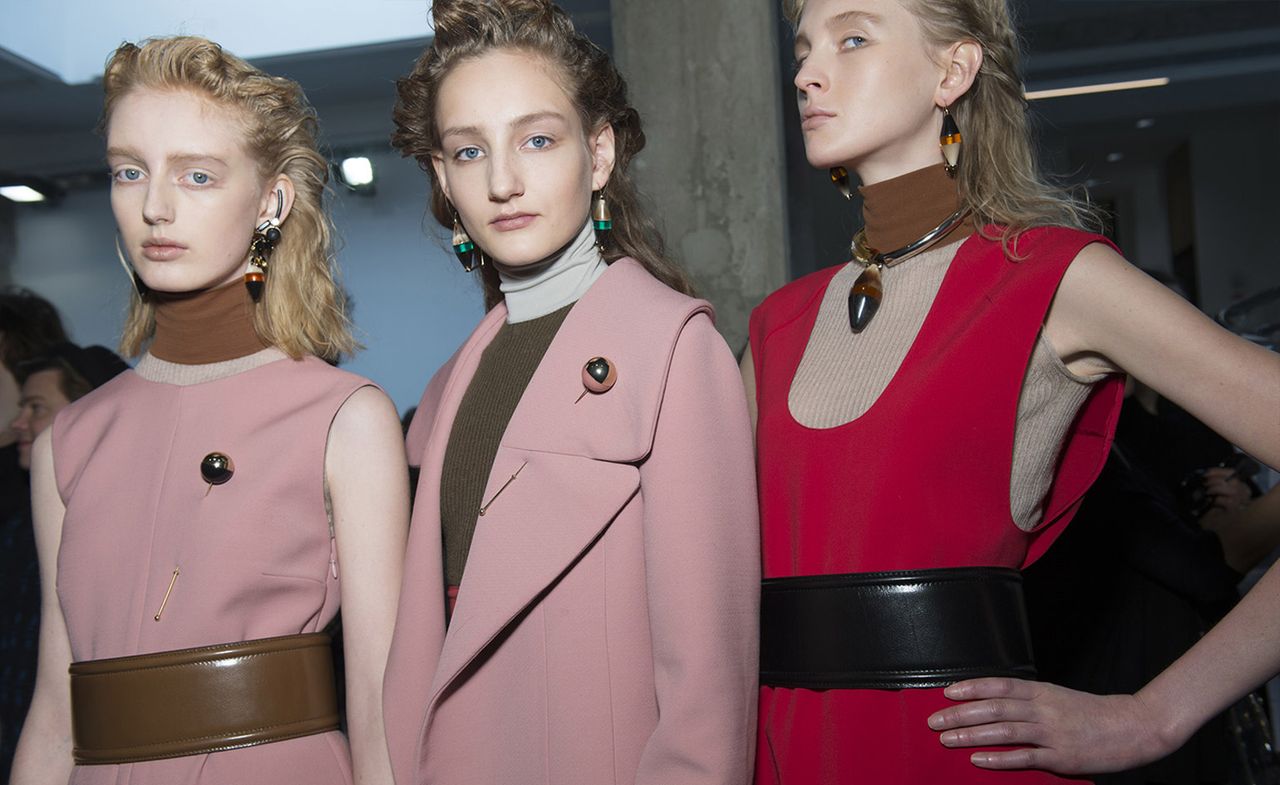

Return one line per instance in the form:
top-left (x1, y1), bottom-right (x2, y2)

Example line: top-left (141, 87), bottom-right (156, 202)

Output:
top-left (927, 714), bottom-right (944, 729)
top-left (940, 731), bottom-right (958, 746)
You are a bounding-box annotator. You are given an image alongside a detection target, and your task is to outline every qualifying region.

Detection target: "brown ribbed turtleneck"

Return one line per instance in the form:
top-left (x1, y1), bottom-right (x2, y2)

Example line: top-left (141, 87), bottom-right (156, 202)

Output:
top-left (857, 163), bottom-right (973, 253)
top-left (149, 281), bottom-right (269, 364)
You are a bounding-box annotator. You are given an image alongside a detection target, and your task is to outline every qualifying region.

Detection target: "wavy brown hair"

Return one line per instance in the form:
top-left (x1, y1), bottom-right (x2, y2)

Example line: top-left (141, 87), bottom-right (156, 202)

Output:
top-left (102, 36), bottom-right (357, 361)
top-left (392, 0), bottom-right (695, 308)
top-left (784, 0), bottom-right (1103, 250)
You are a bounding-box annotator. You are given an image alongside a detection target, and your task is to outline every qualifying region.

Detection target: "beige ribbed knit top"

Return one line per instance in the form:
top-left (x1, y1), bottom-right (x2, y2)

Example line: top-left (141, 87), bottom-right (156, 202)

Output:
top-left (788, 165), bottom-right (1103, 530)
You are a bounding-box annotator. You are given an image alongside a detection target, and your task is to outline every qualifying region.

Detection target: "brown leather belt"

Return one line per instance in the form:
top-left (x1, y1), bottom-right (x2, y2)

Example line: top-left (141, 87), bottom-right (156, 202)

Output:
top-left (70, 633), bottom-right (340, 764)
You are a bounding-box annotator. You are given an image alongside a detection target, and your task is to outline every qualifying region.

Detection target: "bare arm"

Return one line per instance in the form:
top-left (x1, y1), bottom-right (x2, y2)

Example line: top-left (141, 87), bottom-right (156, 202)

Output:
top-left (928, 245), bottom-right (1280, 772)
top-left (1046, 244), bottom-right (1280, 469)
top-left (326, 386), bottom-right (410, 785)
top-left (11, 431), bottom-right (74, 784)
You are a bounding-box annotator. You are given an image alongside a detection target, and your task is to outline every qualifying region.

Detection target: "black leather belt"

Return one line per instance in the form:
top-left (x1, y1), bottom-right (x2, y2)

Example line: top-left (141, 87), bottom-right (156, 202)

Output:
top-left (760, 567), bottom-right (1036, 690)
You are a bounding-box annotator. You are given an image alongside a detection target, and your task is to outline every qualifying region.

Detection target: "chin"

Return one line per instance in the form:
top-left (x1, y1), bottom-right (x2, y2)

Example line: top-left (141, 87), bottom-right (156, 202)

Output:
top-left (483, 236), bottom-right (563, 269)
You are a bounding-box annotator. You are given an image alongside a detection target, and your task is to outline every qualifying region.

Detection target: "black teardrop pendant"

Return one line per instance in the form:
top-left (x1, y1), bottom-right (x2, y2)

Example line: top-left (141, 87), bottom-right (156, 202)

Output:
top-left (848, 264), bottom-right (883, 333)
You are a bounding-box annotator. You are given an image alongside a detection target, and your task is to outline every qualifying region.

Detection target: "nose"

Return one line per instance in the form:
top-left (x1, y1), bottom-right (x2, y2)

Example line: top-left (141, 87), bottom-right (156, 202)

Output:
top-left (10, 407), bottom-right (30, 436)
top-left (487, 150), bottom-right (524, 203)
top-left (142, 181), bottom-right (174, 225)
top-left (794, 57), bottom-right (826, 102)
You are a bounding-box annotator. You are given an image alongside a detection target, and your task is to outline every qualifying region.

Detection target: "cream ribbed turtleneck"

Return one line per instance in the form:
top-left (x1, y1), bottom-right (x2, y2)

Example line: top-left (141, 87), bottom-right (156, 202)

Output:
top-left (496, 220), bottom-right (606, 324)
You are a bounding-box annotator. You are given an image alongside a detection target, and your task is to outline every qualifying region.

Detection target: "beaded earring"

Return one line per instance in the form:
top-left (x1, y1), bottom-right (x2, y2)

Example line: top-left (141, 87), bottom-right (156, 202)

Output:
top-left (245, 188), bottom-right (284, 302)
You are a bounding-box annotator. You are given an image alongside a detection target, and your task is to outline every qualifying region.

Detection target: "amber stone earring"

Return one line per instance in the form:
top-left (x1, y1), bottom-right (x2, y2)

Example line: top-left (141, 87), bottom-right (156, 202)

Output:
top-left (940, 106), bottom-right (962, 177)
top-left (830, 167), bottom-right (852, 200)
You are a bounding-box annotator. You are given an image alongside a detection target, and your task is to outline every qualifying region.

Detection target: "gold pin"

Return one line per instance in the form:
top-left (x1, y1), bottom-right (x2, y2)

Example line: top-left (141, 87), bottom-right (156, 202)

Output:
top-left (153, 567), bottom-right (180, 621)
top-left (479, 462), bottom-right (527, 517)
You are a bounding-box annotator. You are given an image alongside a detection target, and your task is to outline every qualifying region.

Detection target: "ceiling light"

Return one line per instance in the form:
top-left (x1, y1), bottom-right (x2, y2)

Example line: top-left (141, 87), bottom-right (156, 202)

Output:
top-left (0, 185), bottom-right (46, 203)
top-left (1135, 118), bottom-right (1156, 129)
top-left (340, 157), bottom-right (374, 188)
top-left (1106, 152), bottom-right (1125, 163)
top-left (1025, 77), bottom-right (1170, 101)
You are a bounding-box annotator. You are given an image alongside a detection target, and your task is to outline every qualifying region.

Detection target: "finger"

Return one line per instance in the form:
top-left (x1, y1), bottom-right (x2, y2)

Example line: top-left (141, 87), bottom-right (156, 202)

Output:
top-left (938, 721), bottom-right (1044, 748)
top-left (969, 748), bottom-right (1052, 770)
top-left (928, 698), bottom-right (1038, 730)
top-left (1202, 468), bottom-right (1233, 480)
top-left (943, 677), bottom-right (1040, 701)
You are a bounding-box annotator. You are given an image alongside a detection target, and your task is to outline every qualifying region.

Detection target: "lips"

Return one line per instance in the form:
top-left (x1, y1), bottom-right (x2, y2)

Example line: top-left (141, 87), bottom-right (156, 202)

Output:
top-left (141, 237), bottom-right (188, 261)
top-left (490, 213), bottom-right (536, 232)
top-left (801, 108), bottom-right (836, 131)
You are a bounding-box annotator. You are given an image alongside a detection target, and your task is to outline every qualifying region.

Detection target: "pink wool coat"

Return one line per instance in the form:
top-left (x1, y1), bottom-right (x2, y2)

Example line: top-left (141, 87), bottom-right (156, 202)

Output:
top-left (383, 259), bottom-right (760, 785)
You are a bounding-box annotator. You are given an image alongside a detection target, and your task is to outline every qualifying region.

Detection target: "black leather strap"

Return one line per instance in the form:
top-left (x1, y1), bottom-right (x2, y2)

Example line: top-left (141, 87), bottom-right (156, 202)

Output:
top-left (760, 567), bottom-right (1037, 690)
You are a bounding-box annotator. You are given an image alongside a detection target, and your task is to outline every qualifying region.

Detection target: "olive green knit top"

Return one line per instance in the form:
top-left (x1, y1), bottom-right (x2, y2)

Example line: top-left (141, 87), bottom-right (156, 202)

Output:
top-left (440, 304), bottom-right (574, 587)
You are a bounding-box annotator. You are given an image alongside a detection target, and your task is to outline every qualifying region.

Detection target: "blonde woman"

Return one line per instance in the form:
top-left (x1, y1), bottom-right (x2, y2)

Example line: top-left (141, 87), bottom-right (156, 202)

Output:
top-left (744, 0), bottom-right (1280, 782)
top-left (12, 37), bottom-right (406, 785)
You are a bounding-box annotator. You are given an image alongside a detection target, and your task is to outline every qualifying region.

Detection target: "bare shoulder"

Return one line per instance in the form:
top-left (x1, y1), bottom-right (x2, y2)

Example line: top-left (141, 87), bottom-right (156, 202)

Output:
top-left (330, 385), bottom-right (401, 437)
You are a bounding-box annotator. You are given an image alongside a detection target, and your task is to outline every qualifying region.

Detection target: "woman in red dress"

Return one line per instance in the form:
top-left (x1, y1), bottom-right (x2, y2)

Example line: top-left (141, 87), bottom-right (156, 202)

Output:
top-left (744, 0), bottom-right (1280, 781)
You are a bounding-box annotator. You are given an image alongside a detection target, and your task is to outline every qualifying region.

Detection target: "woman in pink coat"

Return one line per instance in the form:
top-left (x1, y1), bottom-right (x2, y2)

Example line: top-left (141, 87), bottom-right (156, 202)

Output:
top-left (12, 37), bottom-right (407, 785)
top-left (381, 2), bottom-right (760, 783)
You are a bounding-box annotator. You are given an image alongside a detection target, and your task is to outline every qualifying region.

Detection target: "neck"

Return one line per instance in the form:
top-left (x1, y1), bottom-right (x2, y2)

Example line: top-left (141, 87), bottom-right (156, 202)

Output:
top-left (857, 163), bottom-right (973, 252)
top-left (495, 220), bottom-right (607, 323)
top-left (149, 280), bottom-right (270, 364)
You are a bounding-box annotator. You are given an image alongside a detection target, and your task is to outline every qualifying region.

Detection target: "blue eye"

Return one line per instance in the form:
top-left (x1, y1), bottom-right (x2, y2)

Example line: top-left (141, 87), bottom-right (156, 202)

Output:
top-left (189, 171), bottom-right (210, 185)
top-left (527, 135), bottom-right (552, 150)
top-left (841, 35), bottom-right (867, 49)
top-left (455, 146), bottom-right (482, 161)
top-left (114, 167), bottom-right (143, 183)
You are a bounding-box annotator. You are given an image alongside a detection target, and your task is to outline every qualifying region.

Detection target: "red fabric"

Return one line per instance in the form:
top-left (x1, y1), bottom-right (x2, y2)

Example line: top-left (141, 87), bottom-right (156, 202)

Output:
top-left (749, 228), bottom-right (1123, 784)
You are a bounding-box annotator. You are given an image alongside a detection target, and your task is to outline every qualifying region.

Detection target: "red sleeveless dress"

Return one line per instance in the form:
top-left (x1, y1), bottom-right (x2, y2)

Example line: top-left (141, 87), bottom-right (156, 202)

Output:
top-left (749, 228), bottom-right (1124, 783)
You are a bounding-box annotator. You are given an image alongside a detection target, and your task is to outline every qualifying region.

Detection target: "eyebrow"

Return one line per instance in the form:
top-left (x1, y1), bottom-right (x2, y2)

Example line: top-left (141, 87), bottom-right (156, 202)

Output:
top-left (795, 9), bottom-right (881, 49)
top-left (440, 111), bottom-right (570, 142)
top-left (104, 147), bottom-right (230, 168)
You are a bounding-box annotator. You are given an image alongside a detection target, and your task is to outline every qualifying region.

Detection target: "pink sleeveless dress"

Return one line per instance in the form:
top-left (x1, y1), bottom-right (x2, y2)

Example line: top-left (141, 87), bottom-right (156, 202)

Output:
top-left (51, 355), bottom-right (371, 785)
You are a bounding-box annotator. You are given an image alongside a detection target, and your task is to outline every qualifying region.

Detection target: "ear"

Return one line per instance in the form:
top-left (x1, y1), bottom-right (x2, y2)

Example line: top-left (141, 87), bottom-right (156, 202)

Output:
top-left (258, 174), bottom-right (296, 225)
top-left (430, 152), bottom-right (453, 203)
top-left (589, 124), bottom-right (616, 191)
top-left (935, 40), bottom-right (983, 107)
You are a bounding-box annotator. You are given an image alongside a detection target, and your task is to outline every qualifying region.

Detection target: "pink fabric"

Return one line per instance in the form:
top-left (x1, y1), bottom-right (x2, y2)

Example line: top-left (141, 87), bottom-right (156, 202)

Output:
top-left (52, 356), bottom-right (372, 785)
top-left (384, 259), bottom-right (760, 785)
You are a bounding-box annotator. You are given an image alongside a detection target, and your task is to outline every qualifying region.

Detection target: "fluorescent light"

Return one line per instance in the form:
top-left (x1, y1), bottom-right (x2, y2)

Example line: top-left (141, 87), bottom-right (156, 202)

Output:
top-left (340, 157), bottom-right (374, 187)
top-left (1025, 77), bottom-right (1170, 101)
top-left (0, 185), bottom-right (46, 203)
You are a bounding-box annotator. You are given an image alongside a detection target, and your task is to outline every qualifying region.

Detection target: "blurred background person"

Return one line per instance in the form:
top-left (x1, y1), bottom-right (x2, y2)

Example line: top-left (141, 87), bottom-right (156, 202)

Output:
top-left (1, 342), bottom-right (126, 780)
top-left (0, 287), bottom-right (67, 781)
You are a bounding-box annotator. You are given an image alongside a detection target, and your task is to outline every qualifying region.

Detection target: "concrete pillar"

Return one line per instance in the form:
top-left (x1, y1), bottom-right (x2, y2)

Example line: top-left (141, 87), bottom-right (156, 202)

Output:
top-left (612, 0), bottom-right (790, 354)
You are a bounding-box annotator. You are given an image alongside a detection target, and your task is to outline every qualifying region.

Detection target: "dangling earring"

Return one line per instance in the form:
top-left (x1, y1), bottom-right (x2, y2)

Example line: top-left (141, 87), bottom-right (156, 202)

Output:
top-left (830, 167), bottom-right (852, 200)
top-left (451, 211), bottom-right (483, 272)
top-left (940, 106), bottom-right (962, 177)
top-left (592, 189), bottom-right (612, 249)
top-left (245, 188), bottom-right (284, 301)
top-left (114, 234), bottom-right (147, 297)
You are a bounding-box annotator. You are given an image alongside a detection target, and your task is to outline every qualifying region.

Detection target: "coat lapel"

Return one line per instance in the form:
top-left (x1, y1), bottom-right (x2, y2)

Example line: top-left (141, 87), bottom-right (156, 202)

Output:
top-left (391, 302), bottom-right (507, 785)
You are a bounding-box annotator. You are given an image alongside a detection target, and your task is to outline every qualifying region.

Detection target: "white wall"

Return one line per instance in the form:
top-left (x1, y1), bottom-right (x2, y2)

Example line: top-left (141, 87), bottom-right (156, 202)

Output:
top-left (5, 150), bottom-right (484, 416)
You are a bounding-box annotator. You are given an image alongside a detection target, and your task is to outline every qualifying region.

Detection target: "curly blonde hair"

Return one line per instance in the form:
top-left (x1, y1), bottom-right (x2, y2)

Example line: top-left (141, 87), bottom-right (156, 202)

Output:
top-left (103, 36), bottom-right (356, 361)
top-left (392, 0), bottom-right (696, 309)
top-left (783, 0), bottom-right (1103, 248)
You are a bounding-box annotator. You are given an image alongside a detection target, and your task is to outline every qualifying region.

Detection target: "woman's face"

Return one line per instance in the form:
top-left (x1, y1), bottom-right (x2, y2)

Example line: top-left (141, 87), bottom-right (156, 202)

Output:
top-left (432, 49), bottom-right (614, 268)
top-left (107, 88), bottom-right (284, 294)
top-left (793, 0), bottom-right (949, 184)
